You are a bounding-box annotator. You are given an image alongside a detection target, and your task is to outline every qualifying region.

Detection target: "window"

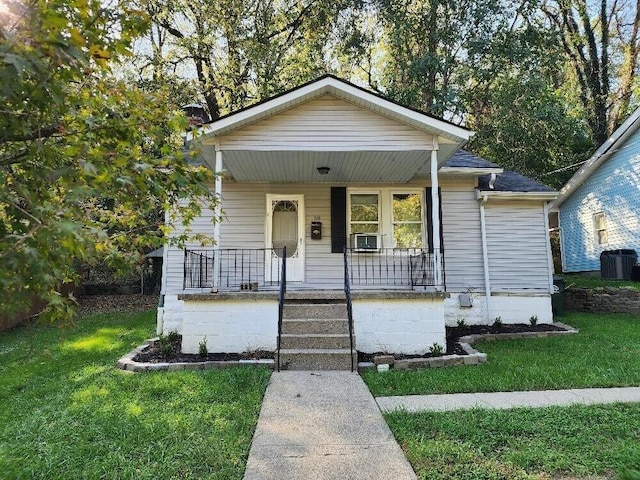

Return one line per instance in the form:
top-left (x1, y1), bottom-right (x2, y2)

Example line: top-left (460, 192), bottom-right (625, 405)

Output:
top-left (349, 193), bottom-right (380, 234)
top-left (348, 189), bottom-right (424, 248)
top-left (594, 212), bottom-right (608, 245)
top-left (392, 193), bottom-right (423, 248)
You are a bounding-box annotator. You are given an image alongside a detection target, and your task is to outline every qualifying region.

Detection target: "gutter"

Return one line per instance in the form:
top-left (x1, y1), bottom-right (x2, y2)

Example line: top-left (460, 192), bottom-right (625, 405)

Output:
top-left (476, 191), bottom-right (558, 201)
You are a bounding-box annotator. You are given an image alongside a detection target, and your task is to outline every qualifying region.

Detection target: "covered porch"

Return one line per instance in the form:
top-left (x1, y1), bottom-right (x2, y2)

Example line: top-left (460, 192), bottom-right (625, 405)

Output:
top-left (187, 76), bottom-right (475, 293)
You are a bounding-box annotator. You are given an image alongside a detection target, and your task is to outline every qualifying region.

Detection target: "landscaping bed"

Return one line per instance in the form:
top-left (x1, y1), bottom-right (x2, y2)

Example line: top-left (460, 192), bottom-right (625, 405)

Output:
top-left (362, 313), bottom-right (640, 396)
top-left (133, 335), bottom-right (274, 363)
top-left (358, 322), bottom-right (569, 366)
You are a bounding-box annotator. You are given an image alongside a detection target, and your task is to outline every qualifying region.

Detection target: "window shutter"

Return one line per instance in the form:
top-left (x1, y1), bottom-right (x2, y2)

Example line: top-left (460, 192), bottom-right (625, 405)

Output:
top-left (331, 187), bottom-right (347, 253)
top-left (425, 187), bottom-right (444, 253)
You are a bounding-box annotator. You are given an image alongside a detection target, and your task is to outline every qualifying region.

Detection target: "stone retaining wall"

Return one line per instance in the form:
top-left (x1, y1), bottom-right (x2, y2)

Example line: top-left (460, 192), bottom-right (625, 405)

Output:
top-left (566, 287), bottom-right (640, 315)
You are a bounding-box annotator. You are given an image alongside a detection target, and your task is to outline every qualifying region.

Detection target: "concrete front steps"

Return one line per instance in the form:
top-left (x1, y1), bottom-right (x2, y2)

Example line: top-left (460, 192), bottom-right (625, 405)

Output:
top-left (279, 301), bottom-right (356, 370)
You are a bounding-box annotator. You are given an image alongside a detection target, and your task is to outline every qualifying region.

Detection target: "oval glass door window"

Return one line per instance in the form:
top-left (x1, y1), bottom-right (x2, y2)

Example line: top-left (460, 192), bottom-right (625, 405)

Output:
top-left (272, 201), bottom-right (298, 258)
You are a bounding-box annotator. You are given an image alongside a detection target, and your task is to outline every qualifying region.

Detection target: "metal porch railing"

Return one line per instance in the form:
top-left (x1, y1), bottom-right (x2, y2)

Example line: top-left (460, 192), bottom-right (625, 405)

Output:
top-left (345, 248), bottom-right (444, 290)
top-left (183, 248), bottom-right (284, 290)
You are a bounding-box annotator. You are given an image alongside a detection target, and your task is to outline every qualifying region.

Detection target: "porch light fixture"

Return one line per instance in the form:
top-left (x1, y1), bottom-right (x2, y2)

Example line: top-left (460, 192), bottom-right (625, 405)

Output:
top-left (317, 166), bottom-right (330, 175)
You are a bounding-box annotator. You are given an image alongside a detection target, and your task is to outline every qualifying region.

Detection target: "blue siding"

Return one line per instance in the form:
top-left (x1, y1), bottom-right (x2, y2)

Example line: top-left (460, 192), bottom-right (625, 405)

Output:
top-left (560, 128), bottom-right (640, 272)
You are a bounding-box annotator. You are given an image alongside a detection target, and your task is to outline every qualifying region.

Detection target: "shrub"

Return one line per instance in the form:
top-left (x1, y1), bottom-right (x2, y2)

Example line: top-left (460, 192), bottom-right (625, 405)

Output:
top-left (493, 317), bottom-right (503, 328)
top-left (456, 317), bottom-right (467, 328)
top-left (167, 330), bottom-right (180, 343)
top-left (198, 337), bottom-right (208, 357)
top-left (429, 342), bottom-right (444, 356)
top-left (529, 315), bottom-right (538, 326)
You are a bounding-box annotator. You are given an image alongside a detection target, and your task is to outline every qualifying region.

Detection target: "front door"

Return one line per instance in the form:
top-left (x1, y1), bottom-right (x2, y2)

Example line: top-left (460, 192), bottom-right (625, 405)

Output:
top-left (266, 194), bottom-right (305, 283)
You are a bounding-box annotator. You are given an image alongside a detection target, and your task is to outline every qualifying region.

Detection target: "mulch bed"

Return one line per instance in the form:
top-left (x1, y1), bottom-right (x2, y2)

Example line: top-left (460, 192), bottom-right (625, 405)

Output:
top-left (359, 323), bottom-right (567, 363)
top-left (134, 323), bottom-right (567, 364)
top-left (134, 336), bottom-right (274, 364)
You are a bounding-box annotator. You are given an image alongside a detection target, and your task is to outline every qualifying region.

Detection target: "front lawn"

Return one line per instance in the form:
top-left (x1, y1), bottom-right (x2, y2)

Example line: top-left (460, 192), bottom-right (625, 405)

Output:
top-left (363, 313), bottom-right (640, 397)
top-left (0, 311), bottom-right (271, 480)
top-left (386, 404), bottom-right (640, 479)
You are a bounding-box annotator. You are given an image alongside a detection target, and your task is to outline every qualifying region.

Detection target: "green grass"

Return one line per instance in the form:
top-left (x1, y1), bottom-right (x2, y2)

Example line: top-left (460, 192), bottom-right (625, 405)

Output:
top-left (0, 311), bottom-right (271, 480)
top-left (363, 313), bottom-right (640, 397)
top-left (386, 404), bottom-right (640, 479)
top-left (564, 273), bottom-right (640, 290)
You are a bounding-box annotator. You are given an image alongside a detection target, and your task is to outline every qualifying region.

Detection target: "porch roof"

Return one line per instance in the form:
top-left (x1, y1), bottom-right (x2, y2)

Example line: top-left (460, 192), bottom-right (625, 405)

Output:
top-left (191, 76), bottom-right (475, 184)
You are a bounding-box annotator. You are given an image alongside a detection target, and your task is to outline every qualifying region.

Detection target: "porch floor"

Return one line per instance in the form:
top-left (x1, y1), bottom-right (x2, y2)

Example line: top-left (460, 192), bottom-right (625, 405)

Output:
top-left (178, 289), bottom-right (449, 302)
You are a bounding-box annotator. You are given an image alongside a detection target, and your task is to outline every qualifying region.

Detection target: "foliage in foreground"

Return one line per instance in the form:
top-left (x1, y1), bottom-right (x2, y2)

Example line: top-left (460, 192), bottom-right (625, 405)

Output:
top-left (363, 313), bottom-right (640, 396)
top-left (0, 311), bottom-right (271, 479)
top-left (0, 1), bottom-right (216, 323)
top-left (386, 404), bottom-right (640, 480)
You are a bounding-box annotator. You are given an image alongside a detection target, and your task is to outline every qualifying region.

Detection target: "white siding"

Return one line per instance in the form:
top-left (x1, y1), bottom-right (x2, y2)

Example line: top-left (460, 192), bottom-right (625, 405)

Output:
top-left (162, 205), bottom-right (217, 294)
top-left (485, 201), bottom-right (552, 292)
top-left (163, 178), bottom-right (499, 293)
top-left (440, 180), bottom-right (485, 292)
top-left (217, 94), bottom-right (434, 151)
top-left (219, 182), bottom-right (344, 286)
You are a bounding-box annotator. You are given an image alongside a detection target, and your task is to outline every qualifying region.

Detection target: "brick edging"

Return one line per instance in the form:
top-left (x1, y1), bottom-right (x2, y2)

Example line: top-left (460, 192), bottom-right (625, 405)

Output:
top-left (116, 338), bottom-right (275, 372)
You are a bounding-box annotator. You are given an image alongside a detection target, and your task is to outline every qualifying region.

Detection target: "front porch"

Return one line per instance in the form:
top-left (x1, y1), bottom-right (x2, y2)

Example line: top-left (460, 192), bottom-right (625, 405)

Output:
top-left (177, 288), bottom-right (448, 369)
top-left (183, 247), bottom-right (446, 292)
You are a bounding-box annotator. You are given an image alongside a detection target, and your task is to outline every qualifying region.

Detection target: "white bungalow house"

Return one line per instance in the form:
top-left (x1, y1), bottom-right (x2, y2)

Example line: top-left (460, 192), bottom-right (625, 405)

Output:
top-left (158, 75), bottom-right (558, 369)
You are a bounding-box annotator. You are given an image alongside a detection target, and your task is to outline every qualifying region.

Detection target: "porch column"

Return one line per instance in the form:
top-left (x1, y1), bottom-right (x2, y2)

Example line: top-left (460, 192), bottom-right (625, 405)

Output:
top-left (212, 149), bottom-right (223, 290)
top-left (430, 149), bottom-right (443, 289)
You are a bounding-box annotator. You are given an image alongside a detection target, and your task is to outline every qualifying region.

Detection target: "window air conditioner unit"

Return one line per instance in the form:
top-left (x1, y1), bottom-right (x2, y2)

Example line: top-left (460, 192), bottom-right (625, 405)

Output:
top-left (352, 233), bottom-right (380, 252)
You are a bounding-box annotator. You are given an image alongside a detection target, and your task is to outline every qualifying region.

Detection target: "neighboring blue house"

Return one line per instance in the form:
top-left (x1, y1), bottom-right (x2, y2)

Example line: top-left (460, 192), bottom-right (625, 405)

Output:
top-left (552, 107), bottom-right (640, 273)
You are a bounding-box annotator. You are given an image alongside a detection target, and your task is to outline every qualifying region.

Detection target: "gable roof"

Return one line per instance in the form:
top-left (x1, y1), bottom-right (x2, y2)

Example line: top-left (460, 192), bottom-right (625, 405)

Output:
top-left (552, 106), bottom-right (640, 209)
top-left (191, 74), bottom-right (473, 146)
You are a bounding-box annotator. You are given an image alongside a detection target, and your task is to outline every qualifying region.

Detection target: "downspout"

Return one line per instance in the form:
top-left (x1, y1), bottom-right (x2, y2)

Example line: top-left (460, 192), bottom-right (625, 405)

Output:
top-left (543, 202), bottom-right (555, 293)
top-left (158, 211), bottom-right (170, 335)
top-left (479, 193), bottom-right (492, 323)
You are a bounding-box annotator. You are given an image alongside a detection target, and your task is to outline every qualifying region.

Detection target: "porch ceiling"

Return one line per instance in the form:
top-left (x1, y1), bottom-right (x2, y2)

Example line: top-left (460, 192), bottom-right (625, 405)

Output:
top-left (199, 145), bottom-right (459, 183)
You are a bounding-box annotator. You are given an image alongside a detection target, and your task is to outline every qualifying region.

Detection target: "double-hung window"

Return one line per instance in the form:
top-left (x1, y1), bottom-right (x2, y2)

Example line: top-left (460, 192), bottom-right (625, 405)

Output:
top-left (348, 189), bottom-right (425, 249)
top-left (349, 193), bottom-right (380, 235)
top-left (392, 193), bottom-right (423, 248)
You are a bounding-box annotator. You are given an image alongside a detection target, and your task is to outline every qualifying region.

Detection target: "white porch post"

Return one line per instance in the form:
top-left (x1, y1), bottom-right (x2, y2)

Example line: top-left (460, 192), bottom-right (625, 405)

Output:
top-left (430, 148), bottom-right (443, 289)
top-left (212, 149), bottom-right (223, 290)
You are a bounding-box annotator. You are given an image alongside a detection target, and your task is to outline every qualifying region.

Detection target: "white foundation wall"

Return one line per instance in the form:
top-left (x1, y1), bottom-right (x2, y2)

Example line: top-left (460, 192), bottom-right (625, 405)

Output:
top-left (181, 300), bottom-right (278, 354)
top-left (353, 299), bottom-right (446, 355)
top-left (157, 294), bottom-right (185, 335)
top-left (444, 293), bottom-right (553, 326)
top-left (490, 295), bottom-right (553, 324)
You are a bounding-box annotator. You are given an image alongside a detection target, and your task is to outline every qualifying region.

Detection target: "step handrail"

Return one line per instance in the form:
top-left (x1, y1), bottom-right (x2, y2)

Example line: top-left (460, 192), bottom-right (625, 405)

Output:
top-left (343, 247), bottom-right (355, 372)
top-left (276, 247), bottom-right (286, 372)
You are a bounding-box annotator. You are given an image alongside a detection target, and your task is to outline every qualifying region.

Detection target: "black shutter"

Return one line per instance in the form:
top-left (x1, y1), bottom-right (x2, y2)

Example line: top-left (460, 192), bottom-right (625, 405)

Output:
top-left (425, 187), bottom-right (444, 253)
top-left (331, 187), bottom-right (347, 253)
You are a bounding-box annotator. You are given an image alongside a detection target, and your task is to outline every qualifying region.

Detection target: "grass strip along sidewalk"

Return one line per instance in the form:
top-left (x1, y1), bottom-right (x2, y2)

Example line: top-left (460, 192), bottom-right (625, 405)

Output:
top-left (386, 403), bottom-right (640, 480)
top-left (0, 311), bottom-right (271, 480)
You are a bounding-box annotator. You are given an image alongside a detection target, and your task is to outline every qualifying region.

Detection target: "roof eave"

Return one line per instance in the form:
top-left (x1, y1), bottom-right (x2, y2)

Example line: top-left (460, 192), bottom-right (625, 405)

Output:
top-left (476, 190), bottom-right (558, 201)
top-left (552, 106), bottom-right (640, 209)
top-left (440, 167), bottom-right (504, 176)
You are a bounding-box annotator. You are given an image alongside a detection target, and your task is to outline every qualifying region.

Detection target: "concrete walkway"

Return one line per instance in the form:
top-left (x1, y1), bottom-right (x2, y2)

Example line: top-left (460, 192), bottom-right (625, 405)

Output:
top-left (243, 371), bottom-right (417, 480)
top-left (377, 386), bottom-right (640, 412)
